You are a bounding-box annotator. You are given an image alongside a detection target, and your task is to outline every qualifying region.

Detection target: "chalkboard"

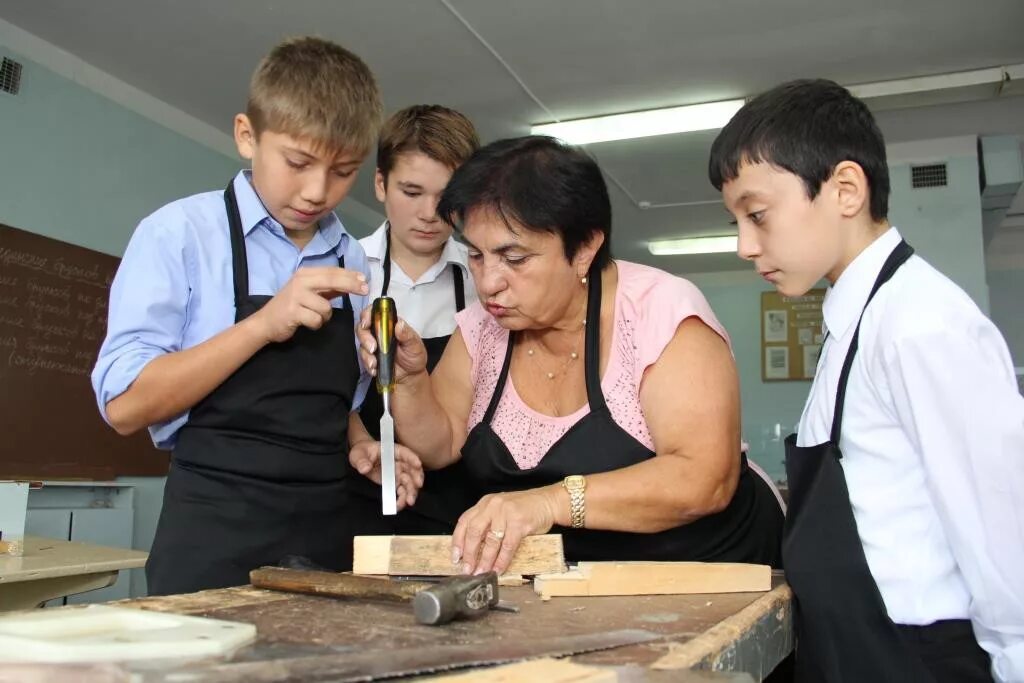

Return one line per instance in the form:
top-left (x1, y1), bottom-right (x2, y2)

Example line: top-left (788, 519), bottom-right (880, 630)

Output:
top-left (0, 223), bottom-right (168, 479)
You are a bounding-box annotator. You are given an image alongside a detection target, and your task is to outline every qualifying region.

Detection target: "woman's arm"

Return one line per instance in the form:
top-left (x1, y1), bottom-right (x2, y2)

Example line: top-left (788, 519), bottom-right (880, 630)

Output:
top-left (454, 316), bottom-right (742, 573)
top-left (583, 315), bottom-right (741, 530)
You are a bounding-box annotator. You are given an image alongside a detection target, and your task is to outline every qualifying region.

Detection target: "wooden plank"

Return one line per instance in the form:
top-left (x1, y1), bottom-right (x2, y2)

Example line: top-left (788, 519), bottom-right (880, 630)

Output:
top-left (534, 562), bottom-right (771, 599)
top-left (428, 657), bottom-right (617, 682)
top-left (353, 534), bottom-right (566, 576)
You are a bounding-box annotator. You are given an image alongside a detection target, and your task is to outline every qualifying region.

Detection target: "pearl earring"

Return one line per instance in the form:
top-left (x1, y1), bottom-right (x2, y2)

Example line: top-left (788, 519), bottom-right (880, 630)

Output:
top-left (581, 276), bottom-right (588, 285)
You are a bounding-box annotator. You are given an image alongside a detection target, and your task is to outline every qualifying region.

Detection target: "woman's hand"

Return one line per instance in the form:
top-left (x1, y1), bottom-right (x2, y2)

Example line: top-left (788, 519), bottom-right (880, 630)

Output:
top-left (451, 488), bottom-right (562, 575)
top-left (356, 307), bottom-right (429, 383)
top-left (349, 439), bottom-right (425, 510)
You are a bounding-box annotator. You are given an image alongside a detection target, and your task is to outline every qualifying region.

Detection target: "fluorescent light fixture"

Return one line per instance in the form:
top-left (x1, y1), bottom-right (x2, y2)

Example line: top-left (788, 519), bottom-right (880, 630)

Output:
top-left (648, 235), bottom-right (737, 256)
top-left (532, 99), bottom-right (745, 145)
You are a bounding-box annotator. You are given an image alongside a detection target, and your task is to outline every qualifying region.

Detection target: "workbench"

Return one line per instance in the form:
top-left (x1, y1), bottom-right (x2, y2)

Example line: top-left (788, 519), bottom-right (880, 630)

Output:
top-left (0, 535), bottom-right (147, 611)
top-left (58, 572), bottom-right (793, 681)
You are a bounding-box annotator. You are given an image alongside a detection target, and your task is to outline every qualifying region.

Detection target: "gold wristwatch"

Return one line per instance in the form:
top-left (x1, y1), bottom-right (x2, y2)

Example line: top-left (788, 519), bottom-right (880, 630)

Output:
top-left (562, 475), bottom-right (587, 529)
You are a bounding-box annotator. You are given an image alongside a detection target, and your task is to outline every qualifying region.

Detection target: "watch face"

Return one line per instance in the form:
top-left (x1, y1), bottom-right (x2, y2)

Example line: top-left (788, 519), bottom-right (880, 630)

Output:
top-left (567, 475), bottom-right (585, 488)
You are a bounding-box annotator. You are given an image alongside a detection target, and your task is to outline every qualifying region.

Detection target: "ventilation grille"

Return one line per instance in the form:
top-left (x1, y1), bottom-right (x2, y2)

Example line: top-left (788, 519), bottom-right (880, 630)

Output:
top-left (911, 163), bottom-right (948, 189)
top-left (1, 57), bottom-right (22, 95)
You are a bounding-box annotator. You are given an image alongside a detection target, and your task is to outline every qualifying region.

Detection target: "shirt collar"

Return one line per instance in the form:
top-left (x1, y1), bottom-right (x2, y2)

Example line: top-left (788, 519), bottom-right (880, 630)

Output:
top-left (232, 170), bottom-right (347, 256)
top-left (365, 221), bottom-right (470, 273)
top-left (822, 227), bottom-right (903, 341)
top-left (363, 222), bottom-right (389, 260)
top-left (232, 171), bottom-right (271, 236)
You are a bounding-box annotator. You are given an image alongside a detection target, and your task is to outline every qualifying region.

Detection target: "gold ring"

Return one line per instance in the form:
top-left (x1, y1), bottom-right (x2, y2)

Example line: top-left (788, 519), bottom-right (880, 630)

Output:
top-left (487, 529), bottom-right (506, 541)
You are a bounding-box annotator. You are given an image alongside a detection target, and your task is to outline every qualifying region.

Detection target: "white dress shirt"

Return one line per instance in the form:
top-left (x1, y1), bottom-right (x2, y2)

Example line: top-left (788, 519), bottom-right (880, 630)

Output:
top-left (360, 222), bottom-right (477, 340)
top-left (797, 227), bottom-right (1024, 682)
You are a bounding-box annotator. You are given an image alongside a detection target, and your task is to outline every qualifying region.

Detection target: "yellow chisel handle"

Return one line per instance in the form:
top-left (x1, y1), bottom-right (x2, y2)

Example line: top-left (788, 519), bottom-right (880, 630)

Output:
top-left (372, 296), bottom-right (397, 395)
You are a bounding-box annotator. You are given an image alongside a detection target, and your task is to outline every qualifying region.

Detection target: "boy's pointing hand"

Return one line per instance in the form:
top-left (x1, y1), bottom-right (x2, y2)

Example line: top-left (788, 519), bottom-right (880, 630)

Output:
top-left (251, 267), bottom-right (369, 344)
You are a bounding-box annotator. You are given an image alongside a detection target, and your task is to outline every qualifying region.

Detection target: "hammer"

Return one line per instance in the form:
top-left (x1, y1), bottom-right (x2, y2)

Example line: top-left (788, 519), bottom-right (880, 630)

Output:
top-left (249, 567), bottom-right (510, 625)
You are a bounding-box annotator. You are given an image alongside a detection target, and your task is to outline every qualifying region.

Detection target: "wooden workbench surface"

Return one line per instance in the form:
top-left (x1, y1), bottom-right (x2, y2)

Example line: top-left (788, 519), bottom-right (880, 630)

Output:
top-left (105, 573), bottom-right (793, 681)
top-left (0, 535), bottom-right (147, 583)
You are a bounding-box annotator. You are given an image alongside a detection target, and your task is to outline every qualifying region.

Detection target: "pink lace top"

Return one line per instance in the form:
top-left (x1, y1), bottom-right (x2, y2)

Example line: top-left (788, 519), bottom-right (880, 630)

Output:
top-left (455, 260), bottom-right (731, 469)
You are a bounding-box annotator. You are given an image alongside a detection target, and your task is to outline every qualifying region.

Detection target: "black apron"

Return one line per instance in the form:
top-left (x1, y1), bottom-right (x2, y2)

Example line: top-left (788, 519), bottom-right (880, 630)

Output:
top-left (459, 265), bottom-right (784, 565)
top-left (352, 228), bottom-right (478, 535)
top-left (783, 239), bottom-right (992, 683)
top-left (146, 181), bottom-right (360, 595)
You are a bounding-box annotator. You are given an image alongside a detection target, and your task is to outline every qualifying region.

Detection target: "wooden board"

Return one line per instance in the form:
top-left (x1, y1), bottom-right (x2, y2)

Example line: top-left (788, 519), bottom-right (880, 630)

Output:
top-left (534, 562), bottom-right (771, 599)
top-left (353, 535), bottom-right (566, 576)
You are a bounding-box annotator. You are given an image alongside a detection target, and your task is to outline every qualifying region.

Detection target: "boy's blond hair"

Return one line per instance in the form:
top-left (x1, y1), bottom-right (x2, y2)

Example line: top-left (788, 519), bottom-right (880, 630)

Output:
top-left (377, 105), bottom-right (480, 181)
top-left (247, 36), bottom-right (383, 156)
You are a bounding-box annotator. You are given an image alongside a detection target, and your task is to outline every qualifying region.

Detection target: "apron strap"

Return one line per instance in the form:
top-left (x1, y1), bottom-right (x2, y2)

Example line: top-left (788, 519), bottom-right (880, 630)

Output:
top-left (223, 178), bottom-right (349, 312)
top-left (381, 223), bottom-right (393, 296)
top-left (223, 182), bottom-right (250, 309)
top-left (583, 263), bottom-right (606, 413)
top-left (829, 239), bottom-right (914, 445)
top-left (453, 264), bottom-right (466, 312)
top-left (482, 330), bottom-right (515, 425)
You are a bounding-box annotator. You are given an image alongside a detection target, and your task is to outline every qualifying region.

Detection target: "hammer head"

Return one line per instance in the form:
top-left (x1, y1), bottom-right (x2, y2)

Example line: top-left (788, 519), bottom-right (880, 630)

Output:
top-left (412, 572), bottom-right (499, 625)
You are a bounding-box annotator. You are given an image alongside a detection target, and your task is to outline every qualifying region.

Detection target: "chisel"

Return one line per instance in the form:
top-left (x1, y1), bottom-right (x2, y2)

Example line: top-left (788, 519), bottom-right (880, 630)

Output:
top-left (372, 296), bottom-right (398, 515)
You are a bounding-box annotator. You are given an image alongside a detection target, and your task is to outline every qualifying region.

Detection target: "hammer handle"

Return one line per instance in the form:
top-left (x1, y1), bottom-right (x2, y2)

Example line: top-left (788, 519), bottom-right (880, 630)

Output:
top-left (250, 567), bottom-right (429, 603)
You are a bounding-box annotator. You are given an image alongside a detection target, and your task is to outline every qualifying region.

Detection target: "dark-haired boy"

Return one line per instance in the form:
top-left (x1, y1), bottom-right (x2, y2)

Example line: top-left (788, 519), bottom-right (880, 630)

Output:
top-left (710, 78), bottom-right (1023, 682)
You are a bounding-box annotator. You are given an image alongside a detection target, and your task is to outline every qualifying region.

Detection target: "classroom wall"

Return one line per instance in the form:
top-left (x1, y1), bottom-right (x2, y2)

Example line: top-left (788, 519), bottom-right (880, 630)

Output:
top-left (988, 266), bottom-right (1024, 369)
top-left (688, 138), bottom-right (994, 483)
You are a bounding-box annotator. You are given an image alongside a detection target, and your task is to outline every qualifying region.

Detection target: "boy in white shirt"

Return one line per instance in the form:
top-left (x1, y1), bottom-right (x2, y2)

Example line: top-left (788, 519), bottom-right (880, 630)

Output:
top-left (710, 78), bottom-right (1024, 682)
top-left (349, 105), bottom-right (481, 535)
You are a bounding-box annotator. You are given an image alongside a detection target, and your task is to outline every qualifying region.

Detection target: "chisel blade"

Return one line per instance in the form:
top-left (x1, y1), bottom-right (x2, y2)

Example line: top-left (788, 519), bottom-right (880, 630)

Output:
top-left (379, 408), bottom-right (397, 516)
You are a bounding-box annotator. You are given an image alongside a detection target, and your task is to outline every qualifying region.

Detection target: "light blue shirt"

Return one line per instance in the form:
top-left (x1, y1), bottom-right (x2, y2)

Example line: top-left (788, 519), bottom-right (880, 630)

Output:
top-left (92, 171), bottom-right (371, 450)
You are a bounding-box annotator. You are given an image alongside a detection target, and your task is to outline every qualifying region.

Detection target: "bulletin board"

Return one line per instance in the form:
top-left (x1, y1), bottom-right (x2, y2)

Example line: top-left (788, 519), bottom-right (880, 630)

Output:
top-left (760, 289), bottom-right (826, 382)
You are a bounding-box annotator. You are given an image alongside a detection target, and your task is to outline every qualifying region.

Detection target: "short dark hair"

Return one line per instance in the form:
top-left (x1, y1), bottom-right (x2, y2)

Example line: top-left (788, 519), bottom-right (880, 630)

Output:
top-left (709, 79), bottom-right (890, 221)
top-left (376, 105), bottom-right (480, 182)
top-left (437, 136), bottom-right (612, 269)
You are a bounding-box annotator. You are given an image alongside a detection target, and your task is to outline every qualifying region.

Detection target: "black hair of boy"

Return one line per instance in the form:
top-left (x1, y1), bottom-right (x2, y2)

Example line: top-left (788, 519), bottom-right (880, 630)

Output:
top-left (708, 79), bottom-right (891, 221)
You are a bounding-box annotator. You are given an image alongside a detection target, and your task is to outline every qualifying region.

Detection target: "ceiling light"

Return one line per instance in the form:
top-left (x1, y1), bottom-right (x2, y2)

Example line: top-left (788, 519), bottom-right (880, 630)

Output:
top-left (648, 235), bottom-right (738, 256)
top-left (531, 99), bottom-right (746, 145)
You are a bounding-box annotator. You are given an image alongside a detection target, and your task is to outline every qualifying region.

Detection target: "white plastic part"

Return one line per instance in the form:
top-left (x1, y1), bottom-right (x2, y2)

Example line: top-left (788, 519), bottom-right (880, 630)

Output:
top-left (0, 604), bottom-right (257, 662)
